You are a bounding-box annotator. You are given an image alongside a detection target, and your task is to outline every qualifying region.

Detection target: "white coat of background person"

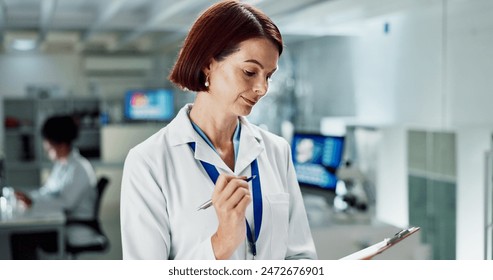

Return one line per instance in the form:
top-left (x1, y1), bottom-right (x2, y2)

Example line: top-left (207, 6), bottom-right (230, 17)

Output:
top-left (120, 1), bottom-right (317, 260)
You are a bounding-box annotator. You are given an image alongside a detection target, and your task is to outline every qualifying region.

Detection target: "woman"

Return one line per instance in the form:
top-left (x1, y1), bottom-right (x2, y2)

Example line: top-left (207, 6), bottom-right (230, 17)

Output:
top-left (13, 115), bottom-right (98, 259)
top-left (121, 0), bottom-right (317, 260)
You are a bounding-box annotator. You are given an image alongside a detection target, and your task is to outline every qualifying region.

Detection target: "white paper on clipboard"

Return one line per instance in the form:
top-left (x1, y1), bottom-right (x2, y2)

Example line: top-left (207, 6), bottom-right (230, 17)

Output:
top-left (340, 226), bottom-right (421, 260)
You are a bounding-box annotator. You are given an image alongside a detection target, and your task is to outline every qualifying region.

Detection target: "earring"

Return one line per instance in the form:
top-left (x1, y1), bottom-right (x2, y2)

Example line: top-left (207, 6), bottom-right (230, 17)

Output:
top-left (204, 79), bottom-right (209, 87)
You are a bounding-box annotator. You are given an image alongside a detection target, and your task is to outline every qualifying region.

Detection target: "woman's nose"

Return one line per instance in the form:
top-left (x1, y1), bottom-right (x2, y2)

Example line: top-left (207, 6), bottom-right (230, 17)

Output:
top-left (253, 78), bottom-right (268, 96)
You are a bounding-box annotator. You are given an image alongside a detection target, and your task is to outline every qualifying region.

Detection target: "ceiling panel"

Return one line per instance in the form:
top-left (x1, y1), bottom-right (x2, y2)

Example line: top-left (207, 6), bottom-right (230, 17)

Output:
top-left (0, 0), bottom-right (423, 53)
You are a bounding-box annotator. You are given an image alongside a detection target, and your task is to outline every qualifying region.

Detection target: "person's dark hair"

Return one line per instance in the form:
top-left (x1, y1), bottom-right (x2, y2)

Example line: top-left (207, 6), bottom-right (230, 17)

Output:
top-left (169, 0), bottom-right (283, 92)
top-left (41, 115), bottom-right (79, 146)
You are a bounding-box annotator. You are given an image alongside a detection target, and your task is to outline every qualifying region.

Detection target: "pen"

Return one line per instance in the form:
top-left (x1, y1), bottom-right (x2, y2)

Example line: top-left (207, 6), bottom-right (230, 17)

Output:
top-left (197, 175), bottom-right (257, 211)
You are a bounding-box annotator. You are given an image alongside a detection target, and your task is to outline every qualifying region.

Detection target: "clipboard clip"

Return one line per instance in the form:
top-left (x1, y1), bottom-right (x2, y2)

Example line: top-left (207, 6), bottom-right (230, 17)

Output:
top-left (386, 226), bottom-right (419, 246)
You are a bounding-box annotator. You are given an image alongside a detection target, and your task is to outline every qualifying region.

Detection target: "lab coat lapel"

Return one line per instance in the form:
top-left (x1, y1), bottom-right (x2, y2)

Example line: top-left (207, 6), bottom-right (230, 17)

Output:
top-left (193, 138), bottom-right (231, 172)
top-left (168, 104), bottom-right (231, 173)
top-left (235, 117), bottom-right (264, 175)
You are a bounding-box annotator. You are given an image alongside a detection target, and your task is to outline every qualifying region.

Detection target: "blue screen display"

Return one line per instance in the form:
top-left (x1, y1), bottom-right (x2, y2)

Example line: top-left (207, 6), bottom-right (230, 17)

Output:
top-left (291, 133), bottom-right (344, 190)
top-left (124, 89), bottom-right (174, 121)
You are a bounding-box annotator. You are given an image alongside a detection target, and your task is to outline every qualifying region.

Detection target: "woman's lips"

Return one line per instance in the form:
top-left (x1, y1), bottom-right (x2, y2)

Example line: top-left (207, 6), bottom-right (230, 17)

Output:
top-left (241, 96), bottom-right (256, 106)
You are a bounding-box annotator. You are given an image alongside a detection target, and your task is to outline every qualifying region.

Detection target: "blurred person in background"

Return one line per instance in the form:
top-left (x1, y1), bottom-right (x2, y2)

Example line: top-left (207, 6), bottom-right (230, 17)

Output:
top-left (12, 115), bottom-right (98, 259)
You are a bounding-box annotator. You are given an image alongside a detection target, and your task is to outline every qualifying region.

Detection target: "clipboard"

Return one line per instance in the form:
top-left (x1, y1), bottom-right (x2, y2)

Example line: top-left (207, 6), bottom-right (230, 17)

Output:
top-left (339, 226), bottom-right (421, 260)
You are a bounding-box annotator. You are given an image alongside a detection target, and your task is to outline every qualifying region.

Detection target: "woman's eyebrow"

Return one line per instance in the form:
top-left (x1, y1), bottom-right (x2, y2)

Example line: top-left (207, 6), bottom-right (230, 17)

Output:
top-left (244, 59), bottom-right (264, 69)
top-left (244, 59), bottom-right (277, 72)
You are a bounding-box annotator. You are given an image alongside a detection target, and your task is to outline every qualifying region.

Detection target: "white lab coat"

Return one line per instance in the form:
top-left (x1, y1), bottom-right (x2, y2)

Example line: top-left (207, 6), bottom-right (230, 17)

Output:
top-left (121, 104), bottom-right (317, 260)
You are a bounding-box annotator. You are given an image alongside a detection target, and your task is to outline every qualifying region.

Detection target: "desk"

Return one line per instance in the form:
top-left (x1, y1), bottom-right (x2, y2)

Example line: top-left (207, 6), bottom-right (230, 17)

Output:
top-left (0, 203), bottom-right (66, 260)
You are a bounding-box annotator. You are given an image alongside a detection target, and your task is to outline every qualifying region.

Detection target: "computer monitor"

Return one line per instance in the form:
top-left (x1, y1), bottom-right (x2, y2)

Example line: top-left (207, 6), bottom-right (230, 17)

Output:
top-left (124, 89), bottom-right (174, 122)
top-left (291, 132), bottom-right (345, 191)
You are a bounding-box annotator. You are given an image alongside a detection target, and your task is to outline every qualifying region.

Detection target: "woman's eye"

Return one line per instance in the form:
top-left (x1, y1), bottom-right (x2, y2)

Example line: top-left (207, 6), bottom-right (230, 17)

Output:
top-left (244, 70), bottom-right (256, 77)
top-left (267, 75), bottom-right (272, 82)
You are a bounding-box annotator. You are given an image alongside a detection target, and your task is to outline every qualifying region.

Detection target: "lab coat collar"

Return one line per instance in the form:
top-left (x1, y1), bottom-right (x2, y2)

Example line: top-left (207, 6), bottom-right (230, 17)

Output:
top-left (168, 104), bottom-right (264, 174)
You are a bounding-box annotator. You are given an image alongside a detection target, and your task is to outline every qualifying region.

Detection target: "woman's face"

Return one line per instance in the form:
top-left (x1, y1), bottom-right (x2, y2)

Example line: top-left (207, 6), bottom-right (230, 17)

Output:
top-left (43, 140), bottom-right (59, 161)
top-left (43, 140), bottom-right (70, 161)
top-left (205, 37), bottom-right (279, 117)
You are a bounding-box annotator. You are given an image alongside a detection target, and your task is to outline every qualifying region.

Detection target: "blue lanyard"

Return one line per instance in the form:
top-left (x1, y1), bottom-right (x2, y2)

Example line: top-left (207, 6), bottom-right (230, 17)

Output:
top-left (188, 142), bottom-right (262, 257)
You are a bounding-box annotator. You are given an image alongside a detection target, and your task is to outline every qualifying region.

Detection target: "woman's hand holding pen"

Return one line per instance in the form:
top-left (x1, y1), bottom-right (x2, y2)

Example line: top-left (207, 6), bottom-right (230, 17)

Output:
top-left (211, 174), bottom-right (251, 260)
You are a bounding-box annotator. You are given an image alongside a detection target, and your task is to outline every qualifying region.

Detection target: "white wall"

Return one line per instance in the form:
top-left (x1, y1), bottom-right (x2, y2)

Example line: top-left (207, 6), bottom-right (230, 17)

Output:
top-left (448, 0), bottom-right (493, 127)
top-left (351, 0), bottom-right (493, 128)
top-left (376, 126), bottom-right (408, 228)
top-left (351, 1), bottom-right (444, 127)
top-left (0, 53), bottom-right (87, 97)
top-left (456, 128), bottom-right (492, 259)
top-left (101, 124), bottom-right (164, 163)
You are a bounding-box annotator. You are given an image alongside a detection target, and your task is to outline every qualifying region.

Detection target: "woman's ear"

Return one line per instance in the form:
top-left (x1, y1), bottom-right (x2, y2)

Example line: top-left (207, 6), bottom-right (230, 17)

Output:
top-left (203, 67), bottom-right (210, 78)
top-left (202, 58), bottom-right (216, 88)
top-left (203, 57), bottom-right (215, 77)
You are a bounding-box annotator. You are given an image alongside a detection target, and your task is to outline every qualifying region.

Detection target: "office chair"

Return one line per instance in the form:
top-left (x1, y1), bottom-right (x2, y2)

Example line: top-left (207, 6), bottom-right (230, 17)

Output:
top-left (65, 176), bottom-right (110, 259)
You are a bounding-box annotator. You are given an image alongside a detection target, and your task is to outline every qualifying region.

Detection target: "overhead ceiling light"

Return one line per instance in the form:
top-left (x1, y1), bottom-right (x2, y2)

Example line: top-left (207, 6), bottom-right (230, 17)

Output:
top-left (11, 39), bottom-right (37, 51)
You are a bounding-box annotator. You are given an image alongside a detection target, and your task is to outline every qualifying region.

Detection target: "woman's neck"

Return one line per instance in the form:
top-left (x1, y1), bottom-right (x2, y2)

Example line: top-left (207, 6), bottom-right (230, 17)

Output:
top-left (56, 146), bottom-right (72, 163)
top-left (189, 94), bottom-right (238, 151)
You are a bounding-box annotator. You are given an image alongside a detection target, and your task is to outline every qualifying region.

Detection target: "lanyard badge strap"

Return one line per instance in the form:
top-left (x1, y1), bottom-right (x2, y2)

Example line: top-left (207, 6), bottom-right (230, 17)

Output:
top-left (245, 159), bottom-right (261, 257)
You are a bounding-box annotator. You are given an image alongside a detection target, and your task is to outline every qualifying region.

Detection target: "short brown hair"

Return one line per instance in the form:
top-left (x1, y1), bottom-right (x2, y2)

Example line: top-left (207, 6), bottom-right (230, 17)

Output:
top-left (169, 0), bottom-right (283, 92)
top-left (42, 115), bottom-right (79, 145)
